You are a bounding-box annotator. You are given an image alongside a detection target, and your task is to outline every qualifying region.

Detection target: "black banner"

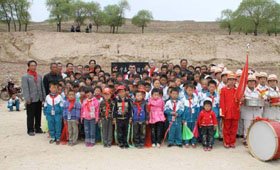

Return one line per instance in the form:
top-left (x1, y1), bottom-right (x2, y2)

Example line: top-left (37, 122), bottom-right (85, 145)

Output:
top-left (111, 62), bottom-right (149, 74)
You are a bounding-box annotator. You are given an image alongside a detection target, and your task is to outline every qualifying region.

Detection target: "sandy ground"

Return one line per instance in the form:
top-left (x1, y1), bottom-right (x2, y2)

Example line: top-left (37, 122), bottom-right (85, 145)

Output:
top-left (0, 101), bottom-right (279, 170)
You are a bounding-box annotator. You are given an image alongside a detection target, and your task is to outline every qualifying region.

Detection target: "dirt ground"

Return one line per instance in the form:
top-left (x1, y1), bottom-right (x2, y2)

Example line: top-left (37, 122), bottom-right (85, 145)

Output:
top-left (0, 101), bottom-right (279, 170)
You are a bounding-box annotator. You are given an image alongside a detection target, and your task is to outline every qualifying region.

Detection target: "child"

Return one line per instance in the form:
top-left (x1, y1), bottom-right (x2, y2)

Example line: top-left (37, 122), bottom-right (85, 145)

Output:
top-left (43, 82), bottom-right (64, 145)
top-left (220, 73), bottom-right (239, 148)
top-left (182, 83), bottom-right (200, 148)
top-left (7, 93), bottom-right (20, 111)
top-left (113, 85), bottom-right (133, 149)
top-left (132, 90), bottom-right (149, 148)
top-left (63, 90), bottom-right (81, 146)
top-left (99, 88), bottom-right (114, 147)
top-left (160, 75), bottom-right (169, 101)
top-left (81, 87), bottom-right (100, 147)
top-left (198, 100), bottom-right (218, 151)
top-left (148, 88), bottom-right (166, 147)
top-left (164, 88), bottom-right (184, 147)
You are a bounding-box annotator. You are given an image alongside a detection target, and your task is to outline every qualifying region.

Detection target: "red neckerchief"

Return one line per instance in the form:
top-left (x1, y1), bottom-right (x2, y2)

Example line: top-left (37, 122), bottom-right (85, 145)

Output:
top-left (27, 70), bottom-right (38, 82)
top-left (49, 94), bottom-right (59, 110)
top-left (121, 99), bottom-right (125, 115)
top-left (90, 68), bottom-right (94, 73)
top-left (86, 98), bottom-right (93, 112)
top-left (80, 96), bottom-right (85, 103)
top-left (68, 99), bottom-right (76, 111)
top-left (209, 95), bottom-right (215, 106)
top-left (96, 95), bottom-right (102, 99)
top-left (104, 100), bottom-right (110, 118)
top-left (173, 100), bottom-right (176, 112)
top-left (188, 98), bottom-right (192, 114)
top-left (150, 68), bottom-right (156, 77)
top-left (60, 72), bottom-right (63, 75)
top-left (133, 101), bottom-right (142, 116)
top-left (66, 70), bottom-right (73, 75)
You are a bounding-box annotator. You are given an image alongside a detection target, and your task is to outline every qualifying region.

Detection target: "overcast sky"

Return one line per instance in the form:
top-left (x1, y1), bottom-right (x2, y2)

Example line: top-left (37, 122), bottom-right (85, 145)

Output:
top-left (30, 0), bottom-right (245, 22)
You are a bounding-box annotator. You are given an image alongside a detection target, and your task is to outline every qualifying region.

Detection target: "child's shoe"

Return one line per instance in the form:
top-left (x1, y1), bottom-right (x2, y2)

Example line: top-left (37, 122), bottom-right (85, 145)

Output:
top-left (184, 144), bottom-right (190, 148)
top-left (168, 144), bottom-right (173, 147)
top-left (203, 147), bottom-right (207, 151)
top-left (56, 140), bottom-right (60, 145)
top-left (152, 144), bottom-right (156, 148)
top-left (157, 143), bottom-right (161, 148)
top-left (49, 139), bottom-right (55, 144)
top-left (86, 142), bottom-right (91, 147)
top-left (192, 144), bottom-right (196, 148)
top-left (208, 147), bottom-right (212, 151)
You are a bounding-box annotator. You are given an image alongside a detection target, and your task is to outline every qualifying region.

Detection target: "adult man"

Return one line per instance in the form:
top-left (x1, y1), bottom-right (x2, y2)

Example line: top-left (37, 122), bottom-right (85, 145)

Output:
top-left (123, 64), bottom-right (138, 80)
top-left (180, 59), bottom-right (192, 75)
top-left (43, 63), bottom-right (63, 95)
top-left (57, 62), bottom-right (67, 78)
top-left (22, 60), bottom-right (46, 136)
top-left (64, 63), bottom-right (74, 77)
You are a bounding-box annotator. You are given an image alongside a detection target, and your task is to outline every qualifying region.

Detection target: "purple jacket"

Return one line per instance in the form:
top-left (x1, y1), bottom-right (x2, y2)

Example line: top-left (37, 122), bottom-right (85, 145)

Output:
top-left (63, 101), bottom-right (81, 121)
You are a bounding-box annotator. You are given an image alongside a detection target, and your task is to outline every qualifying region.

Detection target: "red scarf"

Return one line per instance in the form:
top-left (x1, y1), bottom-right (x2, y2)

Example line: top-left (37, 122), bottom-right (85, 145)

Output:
top-left (133, 101), bottom-right (142, 116)
top-left (104, 101), bottom-right (110, 118)
top-left (96, 95), bottom-right (102, 99)
top-left (69, 99), bottom-right (76, 111)
top-left (60, 72), bottom-right (63, 75)
top-left (173, 100), bottom-right (176, 112)
top-left (49, 94), bottom-right (59, 110)
top-left (66, 70), bottom-right (73, 75)
top-left (122, 99), bottom-right (125, 115)
top-left (188, 98), bottom-right (192, 114)
top-left (209, 96), bottom-right (215, 106)
top-left (90, 68), bottom-right (94, 73)
top-left (80, 96), bottom-right (85, 103)
top-left (27, 70), bottom-right (38, 82)
top-left (85, 99), bottom-right (93, 112)
top-left (150, 68), bottom-right (156, 77)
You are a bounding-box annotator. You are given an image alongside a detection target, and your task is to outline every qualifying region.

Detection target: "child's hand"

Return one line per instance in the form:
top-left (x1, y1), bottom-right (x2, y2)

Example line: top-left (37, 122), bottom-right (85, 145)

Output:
top-left (182, 120), bottom-right (185, 124)
top-left (76, 121), bottom-right (79, 125)
top-left (95, 120), bottom-right (98, 124)
top-left (146, 121), bottom-right (149, 125)
top-left (129, 119), bottom-right (132, 124)
top-left (174, 113), bottom-right (178, 117)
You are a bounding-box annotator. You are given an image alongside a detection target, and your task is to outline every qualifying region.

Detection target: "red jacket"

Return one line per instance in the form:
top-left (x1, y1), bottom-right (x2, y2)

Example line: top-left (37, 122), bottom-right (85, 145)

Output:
top-left (198, 109), bottom-right (217, 127)
top-left (220, 86), bottom-right (240, 120)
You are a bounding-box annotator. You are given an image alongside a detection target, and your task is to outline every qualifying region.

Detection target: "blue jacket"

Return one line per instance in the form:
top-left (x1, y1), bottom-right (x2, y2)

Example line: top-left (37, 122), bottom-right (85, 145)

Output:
top-left (182, 93), bottom-right (200, 122)
top-left (164, 98), bottom-right (184, 123)
top-left (132, 100), bottom-right (148, 122)
top-left (43, 94), bottom-right (64, 116)
top-left (63, 101), bottom-right (81, 121)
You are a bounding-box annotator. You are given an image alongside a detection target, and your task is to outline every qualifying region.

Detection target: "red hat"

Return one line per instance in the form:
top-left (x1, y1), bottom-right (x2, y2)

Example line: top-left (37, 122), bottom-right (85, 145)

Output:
top-left (102, 88), bottom-right (112, 94)
top-left (138, 88), bottom-right (146, 97)
top-left (116, 85), bottom-right (126, 92)
top-left (227, 73), bottom-right (237, 79)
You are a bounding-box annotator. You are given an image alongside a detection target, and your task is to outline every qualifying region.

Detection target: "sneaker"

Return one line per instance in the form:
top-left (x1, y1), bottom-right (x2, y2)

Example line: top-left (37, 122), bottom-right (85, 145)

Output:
top-left (185, 144), bottom-right (190, 148)
top-left (157, 143), bottom-right (161, 148)
top-left (177, 144), bottom-right (183, 148)
top-left (107, 144), bottom-right (112, 148)
top-left (120, 144), bottom-right (125, 149)
top-left (86, 143), bottom-right (91, 147)
top-left (203, 147), bottom-right (208, 151)
top-left (28, 132), bottom-right (35, 136)
top-left (224, 145), bottom-right (230, 149)
top-left (56, 140), bottom-right (60, 145)
top-left (192, 144), bottom-right (196, 148)
top-left (35, 129), bottom-right (43, 134)
top-left (168, 144), bottom-right (173, 147)
top-left (208, 147), bottom-right (212, 151)
top-left (152, 144), bottom-right (156, 148)
top-left (124, 143), bottom-right (129, 149)
top-left (49, 139), bottom-right (55, 144)
top-left (104, 144), bottom-right (108, 148)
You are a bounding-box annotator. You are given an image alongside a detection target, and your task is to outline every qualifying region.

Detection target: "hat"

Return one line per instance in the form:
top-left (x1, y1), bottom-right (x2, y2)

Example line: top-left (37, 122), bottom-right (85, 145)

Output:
top-left (268, 74), bottom-right (278, 81)
top-left (210, 66), bottom-right (217, 73)
top-left (254, 72), bottom-right (260, 78)
top-left (138, 88), bottom-right (146, 94)
top-left (236, 69), bottom-right (242, 76)
top-left (221, 70), bottom-right (230, 76)
top-left (259, 72), bottom-right (268, 78)
top-left (227, 72), bottom-right (237, 79)
top-left (205, 75), bottom-right (213, 80)
top-left (217, 63), bottom-right (225, 70)
top-left (215, 68), bottom-right (222, 73)
top-left (247, 75), bottom-right (257, 81)
top-left (102, 88), bottom-right (112, 94)
top-left (116, 85), bottom-right (126, 92)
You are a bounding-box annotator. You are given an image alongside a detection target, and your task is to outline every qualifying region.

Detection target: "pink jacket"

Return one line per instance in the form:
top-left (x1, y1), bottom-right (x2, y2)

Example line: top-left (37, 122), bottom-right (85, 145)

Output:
top-left (148, 97), bottom-right (166, 124)
top-left (81, 97), bottom-right (100, 121)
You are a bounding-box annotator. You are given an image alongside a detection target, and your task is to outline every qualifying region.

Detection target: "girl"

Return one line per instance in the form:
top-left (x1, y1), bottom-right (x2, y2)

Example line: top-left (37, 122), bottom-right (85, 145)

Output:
top-left (81, 87), bottom-right (100, 147)
top-left (148, 88), bottom-right (166, 147)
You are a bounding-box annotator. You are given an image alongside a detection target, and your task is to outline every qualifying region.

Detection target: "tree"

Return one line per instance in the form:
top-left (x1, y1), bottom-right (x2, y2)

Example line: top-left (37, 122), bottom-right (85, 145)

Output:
top-left (266, 2), bottom-right (280, 36)
top-left (46, 0), bottom-right (72, 32)
top-left (235, 0), bottom-right (276, 36)
top-left (132, 10), bottom-right (153, 33)
top-left (86, 1), bottom-right (105, 32)
top-left (14, 0), bottom-right (31, 32)
top-left (71, 0), bottom-right (87, 26)
top-left (232, 14), bottom-right (254, 35)
top-left (116, 0), bottom-right (130, 33)
top-left (104, 4), bottom-right (121, 33)
top-left (0, 0), bottom-right (11, 32)
top-left (217, 9), bottom-right (234, 35)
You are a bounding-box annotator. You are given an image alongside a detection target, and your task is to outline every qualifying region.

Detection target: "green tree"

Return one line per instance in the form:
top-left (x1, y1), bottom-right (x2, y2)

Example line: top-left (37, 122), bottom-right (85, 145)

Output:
top-left (116, 0), bottom-right (130, 33)
top-left (235, 0), bottom-right (276, 36)
top-left (217, 9), bottom-right (234, 35)
top-left (132, 10), bottom-right (153, 33)
top-left (232, 14), bottom-right (254, 35)
top-left (86, 1), bottom-right (105, 32)
top-left (46, 0), bottom-right (72, 32)
top-left (71, 0), bottom-right (87, 26)
top-left (266, 2), bottom-right (280, 36)
top-left (104, 4), bottom-right (121, 33)
top-left (0, 0), bottom-right (11, 32)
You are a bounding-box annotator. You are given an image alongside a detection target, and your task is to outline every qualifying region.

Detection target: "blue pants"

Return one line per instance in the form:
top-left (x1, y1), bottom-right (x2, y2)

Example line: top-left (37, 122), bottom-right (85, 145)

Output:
top-left (95, 123), bottom-right (101, 142)
top-left (168, 120), bottom-right (182, 145)
top-left (7, 101), bottom-right (20, 111)
top-left (46, 114), bottom-right (62, 140)
top-left (184, 121), bottom-right (197, 145)
top-left (84, 119), bottom-right (96, 144)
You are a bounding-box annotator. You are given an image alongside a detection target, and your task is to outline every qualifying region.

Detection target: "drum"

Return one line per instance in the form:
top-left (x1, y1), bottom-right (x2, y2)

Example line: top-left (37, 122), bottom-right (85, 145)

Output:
top-left (245, 99), bottom-right (265, 107)
top-left (270, 97), bottom-right (280, 106)
top-left (247, 120), bottom-right (280, 161)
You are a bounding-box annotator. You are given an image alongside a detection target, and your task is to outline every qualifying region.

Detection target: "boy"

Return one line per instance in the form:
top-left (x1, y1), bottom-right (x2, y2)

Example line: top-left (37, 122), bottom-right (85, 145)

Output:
top-left (132, 90), bottom-right (149, 148)
top-left (44, 82), bottom-right (64, 145)
top-left (198, 100), bottom-right (217, 151)
top-left (220, 72), bottom-right (239, 148)
top-left (113, 85), bottom-right (133, 149)
top-left (7, 93), bottom-right (20, 111)
top-left (160, 75), bottom-right (169, 101)
top-left (99, 88), bottom-right (114, 147)
top-left (63, 90), bottom-right (81, 146)
top-left (256, 72), bottom-right (269, 99)
top-left (182, 82), bottom-right (200, 148)
top-left (164, 88), bottom-right (184, 147)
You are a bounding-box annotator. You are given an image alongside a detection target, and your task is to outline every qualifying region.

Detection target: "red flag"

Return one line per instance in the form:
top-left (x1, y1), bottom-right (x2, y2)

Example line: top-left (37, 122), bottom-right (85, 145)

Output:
top-left (235, 53), bottom-right (249, 102)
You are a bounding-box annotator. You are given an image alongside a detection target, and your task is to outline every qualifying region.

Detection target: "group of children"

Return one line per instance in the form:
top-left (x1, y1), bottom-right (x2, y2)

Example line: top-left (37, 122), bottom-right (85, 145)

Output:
top-left (27, 61), bottom-right (280, 151)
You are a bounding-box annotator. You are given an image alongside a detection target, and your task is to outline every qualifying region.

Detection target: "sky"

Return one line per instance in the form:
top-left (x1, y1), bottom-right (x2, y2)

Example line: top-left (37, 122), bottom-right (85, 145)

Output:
top-left (30, 0), bottom-right (245, 22)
